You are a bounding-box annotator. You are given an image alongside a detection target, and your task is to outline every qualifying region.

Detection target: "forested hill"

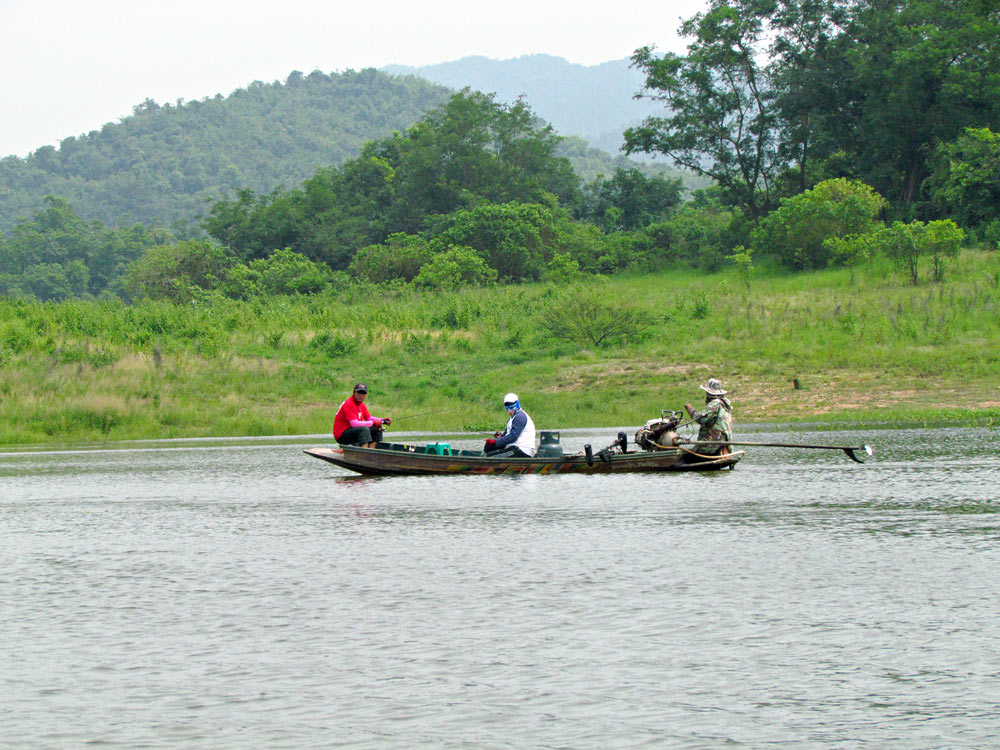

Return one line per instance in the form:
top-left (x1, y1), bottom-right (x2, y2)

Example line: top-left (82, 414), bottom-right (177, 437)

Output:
top-left (0, 63), bottom-right (680, 233)
top-left (0, 70), bottom-right (452, 233)
top-left (382, 55), bottom-right (661, 155)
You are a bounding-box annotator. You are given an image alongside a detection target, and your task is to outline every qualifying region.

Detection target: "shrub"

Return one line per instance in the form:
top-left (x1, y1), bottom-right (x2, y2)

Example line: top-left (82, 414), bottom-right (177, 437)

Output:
top-left (822, 233), bottom-right (879, 281)
top-left (309, 331), bottom-right (352, 358)
top-left (753, 179), bottom-right (887, 269)
top-left (644, 191), bottom-right (741, 268)
top-left (218, 264), bottom-right (263, 299)
top-left (249, 248), bottom-right (330, 295)
top-left (593, 232), bottom-right (653, 274)
top-left (922, 220), bottom-right (965, 282)
top-left (349, 234), bottom-right (433, 283)
top-left (412, 245), bottom-right (497, 291)
top-left (551, 218), bottom-right (608, 273)
top-left (543, 253), bottom-right (582, 283)
top-left (125, 240), bottom-right (236, 302)
top-left (539, 285), bottom-right (647, 347)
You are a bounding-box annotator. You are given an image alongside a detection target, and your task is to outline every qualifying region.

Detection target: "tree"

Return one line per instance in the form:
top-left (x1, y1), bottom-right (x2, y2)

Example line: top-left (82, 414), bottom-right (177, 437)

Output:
top-left (20, 261), bottom-right (89, 301)
top-left (630, 0), bottom-right (1000, 219)
top-left (765, 0), bottom-right (852, 195)
top-left (626, 0), bottom-right (782, 220)
top-left (377, 90), bottom-right (578, 232)
top-left (2, 196), bottom-right (99, 272)
top-left (579, 168), bottom-right (684, 231)
top-left (925, 127), bottom-right (1000, 231)
top-left (202, 187), bottom-right (298, 263)
top-left (203, 90), bottom-right (580, 272)
top-left (295, 157), bottom-right (396, 268)
top-left (876, 219), bottom-right (964, 285)
top-left (0, 195), bottom-right (170, 297)
top-left (843, 1), bottom-right (1000, 210)
top-left (770, 1), bottom-right (1000, 211)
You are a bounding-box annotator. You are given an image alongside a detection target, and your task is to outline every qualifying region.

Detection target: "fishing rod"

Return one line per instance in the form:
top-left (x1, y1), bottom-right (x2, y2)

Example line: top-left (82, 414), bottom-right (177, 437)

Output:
top-left (389, 408), bottom-right (459, 422)
top-left (673, 438), bottom-right (874, 463)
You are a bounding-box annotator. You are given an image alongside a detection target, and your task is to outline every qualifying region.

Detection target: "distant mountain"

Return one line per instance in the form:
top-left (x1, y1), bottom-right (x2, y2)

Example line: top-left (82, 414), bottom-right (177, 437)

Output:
top-left (382, 54), bottom-right (662, 156)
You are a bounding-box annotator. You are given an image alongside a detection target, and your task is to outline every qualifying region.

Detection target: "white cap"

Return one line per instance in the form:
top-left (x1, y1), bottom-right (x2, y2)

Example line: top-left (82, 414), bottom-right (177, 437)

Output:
top-left (503, 392), bottom-right (518, 404)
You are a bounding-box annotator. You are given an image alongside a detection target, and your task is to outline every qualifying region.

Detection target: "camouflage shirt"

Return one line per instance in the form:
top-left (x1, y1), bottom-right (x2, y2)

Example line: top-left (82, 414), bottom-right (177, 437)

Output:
top-left (692, 397), bottom-right (733, 449)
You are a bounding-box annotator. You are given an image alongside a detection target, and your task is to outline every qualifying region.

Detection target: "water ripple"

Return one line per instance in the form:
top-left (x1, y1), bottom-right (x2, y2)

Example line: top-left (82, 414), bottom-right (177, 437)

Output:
top-left (1, 427), bottom-right (999, 748)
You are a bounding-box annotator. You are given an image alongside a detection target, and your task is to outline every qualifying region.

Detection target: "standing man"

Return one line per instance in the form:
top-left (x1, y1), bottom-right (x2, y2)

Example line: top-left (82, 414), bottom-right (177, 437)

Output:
top-left (333, 383), bottom-right (391, 449)
top-left (484, 392), bottom-right (537, 458)
top-left (684, 378), bottom-right (733, 456)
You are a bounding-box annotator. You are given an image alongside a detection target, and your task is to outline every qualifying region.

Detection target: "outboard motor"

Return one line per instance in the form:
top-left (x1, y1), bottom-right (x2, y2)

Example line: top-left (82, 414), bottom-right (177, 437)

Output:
top-left (635, 410), bottom-right (682, 451)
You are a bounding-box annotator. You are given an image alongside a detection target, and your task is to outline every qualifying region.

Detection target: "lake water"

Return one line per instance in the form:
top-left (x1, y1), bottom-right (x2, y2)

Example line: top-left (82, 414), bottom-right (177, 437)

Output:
top-left (2, 426), bottom-right (999, 749)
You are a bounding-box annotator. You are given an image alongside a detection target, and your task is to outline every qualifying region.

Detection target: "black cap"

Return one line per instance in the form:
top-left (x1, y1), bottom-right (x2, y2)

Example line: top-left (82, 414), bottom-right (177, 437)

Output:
top-left (353, 383), bottom-right (368, 394)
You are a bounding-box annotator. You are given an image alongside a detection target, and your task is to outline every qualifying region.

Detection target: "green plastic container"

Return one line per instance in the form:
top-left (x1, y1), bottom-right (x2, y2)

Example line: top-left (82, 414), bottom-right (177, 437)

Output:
top-left (537, 431), bottom-right (562, 457)
top-left (427, 443), bottom-right (452, 456)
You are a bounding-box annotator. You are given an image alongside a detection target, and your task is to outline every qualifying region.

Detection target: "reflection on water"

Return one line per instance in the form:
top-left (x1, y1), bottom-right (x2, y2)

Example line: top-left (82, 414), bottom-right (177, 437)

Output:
top-left (2, 427), bottom-right (999, 749)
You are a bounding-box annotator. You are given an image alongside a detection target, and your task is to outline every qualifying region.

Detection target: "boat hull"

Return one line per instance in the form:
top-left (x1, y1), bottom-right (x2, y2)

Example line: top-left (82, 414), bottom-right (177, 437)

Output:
top-left (304, 443), bottom-right (743, 476)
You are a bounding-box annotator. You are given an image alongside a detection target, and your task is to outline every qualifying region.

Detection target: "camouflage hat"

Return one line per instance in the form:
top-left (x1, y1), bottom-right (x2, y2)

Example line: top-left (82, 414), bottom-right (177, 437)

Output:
top-left (700, 378), bottom-right (727, 396)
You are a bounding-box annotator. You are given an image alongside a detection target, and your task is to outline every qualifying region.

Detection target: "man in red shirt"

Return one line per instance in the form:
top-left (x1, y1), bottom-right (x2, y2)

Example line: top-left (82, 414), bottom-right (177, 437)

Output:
top-left (333, 383), bottom-right (391, 448)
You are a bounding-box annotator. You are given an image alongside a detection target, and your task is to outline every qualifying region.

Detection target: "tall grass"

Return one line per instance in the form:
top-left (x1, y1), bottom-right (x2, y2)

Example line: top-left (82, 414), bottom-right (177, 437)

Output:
top-left (1, 249), bottom-right (999, 444)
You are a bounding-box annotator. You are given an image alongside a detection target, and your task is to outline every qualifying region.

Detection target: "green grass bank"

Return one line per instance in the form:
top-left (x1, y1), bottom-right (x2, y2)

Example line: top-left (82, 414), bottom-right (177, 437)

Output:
top-left (2, 250), bottom-right (999, 445)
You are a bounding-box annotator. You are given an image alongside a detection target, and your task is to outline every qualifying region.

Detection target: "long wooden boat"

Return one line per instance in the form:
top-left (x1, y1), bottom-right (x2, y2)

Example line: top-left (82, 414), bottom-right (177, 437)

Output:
top-left (304, 440), bottom-right (743, 476)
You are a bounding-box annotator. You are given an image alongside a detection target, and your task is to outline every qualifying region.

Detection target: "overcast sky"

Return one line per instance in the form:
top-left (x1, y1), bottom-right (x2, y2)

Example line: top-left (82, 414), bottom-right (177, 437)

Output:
top-left (1, 0), bottom-right (701, 159)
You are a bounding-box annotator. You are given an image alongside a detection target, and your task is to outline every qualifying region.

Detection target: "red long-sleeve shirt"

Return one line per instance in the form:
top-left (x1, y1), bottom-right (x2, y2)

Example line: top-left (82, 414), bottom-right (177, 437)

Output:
top-left (333, 396), bottom-right (372, 440)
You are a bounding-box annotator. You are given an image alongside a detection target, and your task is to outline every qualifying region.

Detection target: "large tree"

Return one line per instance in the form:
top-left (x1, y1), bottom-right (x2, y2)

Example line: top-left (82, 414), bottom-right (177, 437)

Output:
top-left (625, 0), bottom-right (782, 221)
top-left (629, 0), bottom-right (1000, 219)
top-left (578, 168), bottom-right (684, 231)
top-left (826, 0), bottom-right (1000, 211)
top-left (204, 90), bottom-right (580, 269)
top-left (374, 89), bottom-right (579, 233)
top-left (766, 0), bottom-right (1000, 211)
top-left (764, 0), bottom-right (851, 195)
top-left (924, 127), bottom-right (1000, 230)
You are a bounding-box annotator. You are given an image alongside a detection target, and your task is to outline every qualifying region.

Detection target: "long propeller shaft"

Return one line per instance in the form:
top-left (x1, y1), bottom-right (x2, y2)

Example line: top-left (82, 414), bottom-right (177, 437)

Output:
top-left (675, 439), bottom-right (874, 463)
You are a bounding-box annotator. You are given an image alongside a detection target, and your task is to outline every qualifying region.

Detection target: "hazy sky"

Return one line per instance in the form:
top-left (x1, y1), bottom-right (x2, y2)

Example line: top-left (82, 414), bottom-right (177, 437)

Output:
top-left (1, 0), bottom-right (701, 159)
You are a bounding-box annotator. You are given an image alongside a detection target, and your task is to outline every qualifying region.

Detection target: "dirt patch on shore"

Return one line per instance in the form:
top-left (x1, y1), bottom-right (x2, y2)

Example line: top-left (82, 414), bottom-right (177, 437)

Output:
top-left (543, 362), bottom-right (997, 421)
top-left (711, 374), bottom-right (995, 421)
